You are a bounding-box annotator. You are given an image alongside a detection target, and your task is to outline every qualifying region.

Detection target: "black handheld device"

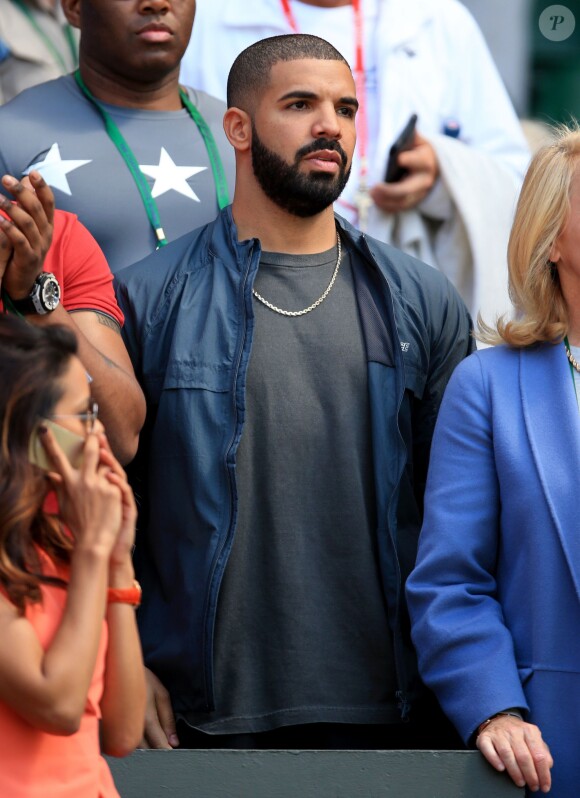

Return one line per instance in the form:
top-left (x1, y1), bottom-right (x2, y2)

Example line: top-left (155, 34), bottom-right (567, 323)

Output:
top-left (384, 113), bottom-right (418, 183)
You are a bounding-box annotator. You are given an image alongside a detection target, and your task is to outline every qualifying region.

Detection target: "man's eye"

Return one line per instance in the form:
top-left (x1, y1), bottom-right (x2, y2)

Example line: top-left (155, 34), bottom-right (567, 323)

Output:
top-left (290, 101), bottom-right (308, 110)
top-left (338, 107), bottom-right (355, 118)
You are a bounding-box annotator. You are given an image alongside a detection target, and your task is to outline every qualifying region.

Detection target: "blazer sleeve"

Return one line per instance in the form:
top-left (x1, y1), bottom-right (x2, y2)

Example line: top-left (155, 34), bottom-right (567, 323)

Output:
top-left (406, 351), bottom-right (529, 744)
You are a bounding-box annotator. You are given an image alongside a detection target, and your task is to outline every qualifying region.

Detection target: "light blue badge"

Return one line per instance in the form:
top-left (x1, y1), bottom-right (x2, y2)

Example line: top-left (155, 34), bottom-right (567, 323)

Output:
top-left (0, 39), bottom-right (11, 63)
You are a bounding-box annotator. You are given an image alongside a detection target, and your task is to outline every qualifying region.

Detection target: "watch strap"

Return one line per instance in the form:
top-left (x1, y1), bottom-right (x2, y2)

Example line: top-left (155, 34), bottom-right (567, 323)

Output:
top-left (7, 294), bottom-right (38, 315)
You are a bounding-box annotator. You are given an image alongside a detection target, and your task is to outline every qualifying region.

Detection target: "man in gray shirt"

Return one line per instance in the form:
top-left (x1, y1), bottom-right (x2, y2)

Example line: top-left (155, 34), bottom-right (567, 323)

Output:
top-left (0, 0), bottom-right (235, 273)
top-left (0, 0), bottom-right (78, 104)
top-left (116, 34), bottom-right (473, 749)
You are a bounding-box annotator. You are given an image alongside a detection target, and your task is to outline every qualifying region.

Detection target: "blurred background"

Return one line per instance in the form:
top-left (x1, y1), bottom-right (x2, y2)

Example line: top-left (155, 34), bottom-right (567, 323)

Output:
top-left (462, 0), bottom-right (580, 124)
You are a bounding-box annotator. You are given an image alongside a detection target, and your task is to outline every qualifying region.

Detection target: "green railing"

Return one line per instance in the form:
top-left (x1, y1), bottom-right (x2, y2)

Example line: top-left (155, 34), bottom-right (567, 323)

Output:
top-left (108, 749), bottom-right (523, 797)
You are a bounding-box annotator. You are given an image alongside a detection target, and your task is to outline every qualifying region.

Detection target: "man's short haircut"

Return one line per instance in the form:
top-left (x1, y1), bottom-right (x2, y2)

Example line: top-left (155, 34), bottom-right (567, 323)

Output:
top-left (227, 34), bottom-right (350, 110)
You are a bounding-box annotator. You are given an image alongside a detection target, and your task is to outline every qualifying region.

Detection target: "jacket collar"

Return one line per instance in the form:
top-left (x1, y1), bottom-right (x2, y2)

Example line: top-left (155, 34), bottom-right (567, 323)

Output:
top-left (208, 206), bottom-right (259, 272)
top-left (520, 343), bottom-right (580, 597)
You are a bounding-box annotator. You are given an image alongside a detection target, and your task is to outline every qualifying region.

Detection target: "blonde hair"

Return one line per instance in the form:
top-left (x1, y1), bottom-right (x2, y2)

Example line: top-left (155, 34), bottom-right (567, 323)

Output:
top-left (479, 122), bottom-right (580, 347)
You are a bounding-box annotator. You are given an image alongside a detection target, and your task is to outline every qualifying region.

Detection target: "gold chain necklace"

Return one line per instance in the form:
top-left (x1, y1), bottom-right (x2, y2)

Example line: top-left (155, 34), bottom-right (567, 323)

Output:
top-left (252, 234), bottom-right (342, 317)
top-left (565, 342), bottom-right (580, 373)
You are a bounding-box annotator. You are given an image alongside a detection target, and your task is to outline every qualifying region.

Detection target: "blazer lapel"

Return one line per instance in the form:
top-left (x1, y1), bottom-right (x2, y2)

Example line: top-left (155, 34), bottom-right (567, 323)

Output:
top-left (520, 343), bottom-right (580, 597)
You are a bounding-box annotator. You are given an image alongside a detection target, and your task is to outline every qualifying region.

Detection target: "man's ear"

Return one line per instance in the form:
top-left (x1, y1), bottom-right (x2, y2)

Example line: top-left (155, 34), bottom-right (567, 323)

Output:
top-left (223, 108), bottom-right (252, 153)
top-left (61, 0), bottom-right (81, 29)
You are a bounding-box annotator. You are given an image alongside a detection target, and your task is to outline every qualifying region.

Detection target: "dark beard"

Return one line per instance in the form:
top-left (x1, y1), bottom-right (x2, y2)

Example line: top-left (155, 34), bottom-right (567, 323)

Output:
top-left (250, 124), bottom-right (351, 218)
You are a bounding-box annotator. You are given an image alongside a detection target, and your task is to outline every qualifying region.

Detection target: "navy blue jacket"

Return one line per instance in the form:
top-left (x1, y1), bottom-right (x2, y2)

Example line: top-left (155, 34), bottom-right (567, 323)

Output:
top-left (116, 207), bottom-right (474, 718)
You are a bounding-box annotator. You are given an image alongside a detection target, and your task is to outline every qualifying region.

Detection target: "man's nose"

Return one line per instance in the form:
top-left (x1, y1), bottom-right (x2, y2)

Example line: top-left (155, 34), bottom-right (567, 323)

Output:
top-left (139, 0), bottom-right (170, 15)
top-left (311, 105), bottom-right (341, 140)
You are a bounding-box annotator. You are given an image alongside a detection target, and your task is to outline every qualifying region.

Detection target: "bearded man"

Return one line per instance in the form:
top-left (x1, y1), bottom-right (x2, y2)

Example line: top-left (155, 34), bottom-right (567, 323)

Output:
top-left (116, 34), bottom-right (473, 750)
top-left (180, 0), bottom-right (531, 324)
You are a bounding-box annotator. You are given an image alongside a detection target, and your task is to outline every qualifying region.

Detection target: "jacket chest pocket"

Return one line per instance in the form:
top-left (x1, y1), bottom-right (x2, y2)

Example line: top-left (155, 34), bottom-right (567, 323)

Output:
top-left (162, 361), bottom-right (231, 393)
top-left (151, 362), bottom-right (233, 458)
top-left (141, 361), bottom-right (231, 417)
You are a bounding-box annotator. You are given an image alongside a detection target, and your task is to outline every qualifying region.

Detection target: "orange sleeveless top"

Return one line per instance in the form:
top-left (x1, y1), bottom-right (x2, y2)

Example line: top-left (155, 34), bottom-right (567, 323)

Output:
top-left (0, 551), bottom-right (120, 798)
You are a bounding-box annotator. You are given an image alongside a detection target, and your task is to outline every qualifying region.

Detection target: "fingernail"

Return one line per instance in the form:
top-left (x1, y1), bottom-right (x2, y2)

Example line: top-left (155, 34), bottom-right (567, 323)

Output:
top-left (168, 734), bottom-right (179, 747)
top-left (2, 176), bottom-right (16, 187)
top-left (38, 425), bottom-right (48, 434)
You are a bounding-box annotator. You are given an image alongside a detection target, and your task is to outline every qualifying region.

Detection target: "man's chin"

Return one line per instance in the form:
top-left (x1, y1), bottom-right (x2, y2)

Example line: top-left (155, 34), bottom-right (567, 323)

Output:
top-left (301, 169), bottom-right (342, 188)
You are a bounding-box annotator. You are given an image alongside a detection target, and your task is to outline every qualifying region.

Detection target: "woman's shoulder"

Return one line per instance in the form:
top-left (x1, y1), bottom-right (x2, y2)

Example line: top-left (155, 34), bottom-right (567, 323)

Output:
top-left (0, 545), bottom-right (67, 606)
top-left (448, 343), bottom-right (559, 409)
top-left (441, 345), bottom-right (527, 412)
top-left (452, 343), bottom-right (520, 382)
top-left (470, 342), bottom-right (555, 372)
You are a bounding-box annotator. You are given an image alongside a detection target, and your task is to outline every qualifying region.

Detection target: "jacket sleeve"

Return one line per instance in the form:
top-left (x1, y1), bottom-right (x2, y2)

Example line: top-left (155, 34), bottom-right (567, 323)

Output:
top-left (406, 352), bottom-right (528, 744)
top-left (114, 249), bottom-right (176, 387)
top-left (411, 270), bottom-right (475, 500)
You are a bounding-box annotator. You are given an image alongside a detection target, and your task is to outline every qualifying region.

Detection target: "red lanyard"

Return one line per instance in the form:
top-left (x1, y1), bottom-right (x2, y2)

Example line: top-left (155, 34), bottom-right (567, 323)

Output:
top-left (279, 0), bottom-right (369, 221)
top-left (280, 0), bottom-right (299, 30)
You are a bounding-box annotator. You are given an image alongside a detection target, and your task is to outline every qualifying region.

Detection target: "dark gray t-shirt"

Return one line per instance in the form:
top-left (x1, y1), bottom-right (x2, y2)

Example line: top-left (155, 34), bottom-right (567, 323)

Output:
top-left (187, 240), bottom-right (398, 734)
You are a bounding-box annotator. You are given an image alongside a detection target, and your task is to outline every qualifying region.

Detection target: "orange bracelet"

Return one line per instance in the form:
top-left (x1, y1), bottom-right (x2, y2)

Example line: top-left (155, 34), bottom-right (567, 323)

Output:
top-left (107, 579), bottom-right (142, 607)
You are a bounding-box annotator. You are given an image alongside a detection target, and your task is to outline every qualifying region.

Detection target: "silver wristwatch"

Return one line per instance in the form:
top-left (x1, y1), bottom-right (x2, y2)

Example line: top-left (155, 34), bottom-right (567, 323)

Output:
top-left (8, 272), bottom-right (61, 315)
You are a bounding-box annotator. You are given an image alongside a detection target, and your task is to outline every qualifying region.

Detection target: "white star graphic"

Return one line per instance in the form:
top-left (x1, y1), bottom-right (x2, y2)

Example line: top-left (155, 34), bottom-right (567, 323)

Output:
top-left (139, 147), bottom-right (207, 202)
top-left (24, 143), bottom-right (92, 196)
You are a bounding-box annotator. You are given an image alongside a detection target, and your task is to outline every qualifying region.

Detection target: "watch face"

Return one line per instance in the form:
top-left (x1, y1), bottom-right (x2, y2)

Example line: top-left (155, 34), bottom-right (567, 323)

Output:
top-left (40, 276), bottom-right (60, 311)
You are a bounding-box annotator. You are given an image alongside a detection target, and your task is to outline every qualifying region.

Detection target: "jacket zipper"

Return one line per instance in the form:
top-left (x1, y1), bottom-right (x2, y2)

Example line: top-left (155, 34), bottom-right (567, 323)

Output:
top-left (359, 232), bottom-right (411, 719)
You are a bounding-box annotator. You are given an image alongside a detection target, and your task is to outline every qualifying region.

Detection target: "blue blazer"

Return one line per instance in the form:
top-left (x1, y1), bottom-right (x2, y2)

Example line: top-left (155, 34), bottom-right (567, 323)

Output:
top-left (407, 342), bottom-right (580, 797)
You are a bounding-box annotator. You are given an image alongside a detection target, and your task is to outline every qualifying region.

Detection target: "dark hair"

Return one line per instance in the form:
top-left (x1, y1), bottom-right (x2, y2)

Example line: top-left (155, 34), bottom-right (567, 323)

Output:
top-left (227, 33), bottom-right (350, 110)
top-left (0, 315), bottom-right (78, 611)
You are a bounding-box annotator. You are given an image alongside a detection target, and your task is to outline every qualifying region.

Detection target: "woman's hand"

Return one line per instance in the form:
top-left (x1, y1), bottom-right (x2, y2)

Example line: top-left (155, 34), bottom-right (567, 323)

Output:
top-left (97, 432), bottom-right (137, 571)
top-left (476, 714), bottom-right (553, 793)
top-left (40, 425), bottom-right (123, 557)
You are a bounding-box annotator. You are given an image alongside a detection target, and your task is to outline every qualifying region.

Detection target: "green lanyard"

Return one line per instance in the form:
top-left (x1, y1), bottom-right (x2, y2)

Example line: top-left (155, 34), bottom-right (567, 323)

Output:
top-left (178, 89), bottom-right (230, 213)
top-left (74, 70), bottom-right (229, 248)
top-left (10, 0), bottom-right (77, 73)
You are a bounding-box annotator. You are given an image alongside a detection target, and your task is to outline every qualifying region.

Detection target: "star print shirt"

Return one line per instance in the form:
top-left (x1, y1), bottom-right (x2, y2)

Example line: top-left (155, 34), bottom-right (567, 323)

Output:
top-left (0, 74), bottom-right (235, 273)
